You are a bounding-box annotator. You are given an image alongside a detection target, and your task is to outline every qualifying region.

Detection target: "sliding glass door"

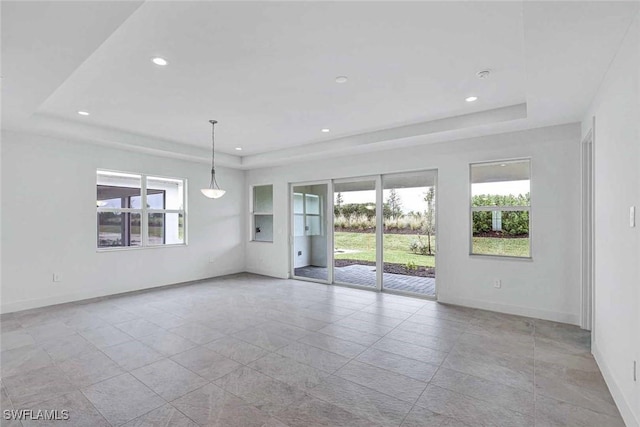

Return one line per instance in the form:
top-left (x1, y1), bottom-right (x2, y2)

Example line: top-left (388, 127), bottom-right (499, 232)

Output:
top-left (382, 171), bottom-right (437, 297)
top-left (333, 178), bottom-right (379, 289)
top-left (290, 171), bottom-right (437, 298)
top-left (291, 183), bottom-right (331, 282)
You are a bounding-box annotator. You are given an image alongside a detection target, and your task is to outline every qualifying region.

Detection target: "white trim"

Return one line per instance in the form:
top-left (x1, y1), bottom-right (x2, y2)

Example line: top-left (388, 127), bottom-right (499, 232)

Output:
top-left (0, 271), bottom-right (243, 314)
top-left (328, 180), bottom-right (335, 285)
top-left (581, 122), bottom-right (595, 331)
top-left (439, 295), bottom-right (579, 325)
top-left (593, 343), bottom-right (639, 427)
top-left (471, 206), bottom-right (530, 212)
top-left (375, 175), bottom-right (383, 291)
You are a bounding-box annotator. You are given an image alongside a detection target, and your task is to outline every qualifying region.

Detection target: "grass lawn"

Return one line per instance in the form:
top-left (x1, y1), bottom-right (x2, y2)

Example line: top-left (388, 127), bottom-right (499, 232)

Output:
top-left (472, 236), bottom-right (530, 257)
top-left (335, 231), bottom-right (530, 263)
top-left (334, 232), bottom-right (436, 267)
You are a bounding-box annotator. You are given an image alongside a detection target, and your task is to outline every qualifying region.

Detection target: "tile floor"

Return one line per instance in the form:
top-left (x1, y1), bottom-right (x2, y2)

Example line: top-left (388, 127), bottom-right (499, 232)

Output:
top-left (0, 274), bottom-right (623, 426)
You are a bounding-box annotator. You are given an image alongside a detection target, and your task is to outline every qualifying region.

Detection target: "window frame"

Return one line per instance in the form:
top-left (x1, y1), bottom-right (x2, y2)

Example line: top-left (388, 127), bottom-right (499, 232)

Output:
top-left (96, 169), bottom-right (187, 251)
top-left (250, 184), bottom-right (274, 243)
top-left (469, 159), bottom-right (532, 260)
top-left (293, 191), bottom-right (325, 238)
top-left (303, 193), bottom-right (323, 237)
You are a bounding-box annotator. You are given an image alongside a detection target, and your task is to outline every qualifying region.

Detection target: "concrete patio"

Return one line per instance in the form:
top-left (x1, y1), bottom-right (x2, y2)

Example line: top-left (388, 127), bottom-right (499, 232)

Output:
top-left (294, 264), bottom-right (435, 296)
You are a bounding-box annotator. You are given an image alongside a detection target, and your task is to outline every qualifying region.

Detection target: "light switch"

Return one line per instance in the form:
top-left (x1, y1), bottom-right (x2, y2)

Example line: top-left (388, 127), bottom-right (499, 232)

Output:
top-left (631, 206), bottom-right (636, 228)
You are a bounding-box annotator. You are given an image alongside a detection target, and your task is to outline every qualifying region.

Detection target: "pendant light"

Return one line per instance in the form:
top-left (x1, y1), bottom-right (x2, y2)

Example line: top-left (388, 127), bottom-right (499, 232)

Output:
top-left (201, 119), bottom-right (226, 199)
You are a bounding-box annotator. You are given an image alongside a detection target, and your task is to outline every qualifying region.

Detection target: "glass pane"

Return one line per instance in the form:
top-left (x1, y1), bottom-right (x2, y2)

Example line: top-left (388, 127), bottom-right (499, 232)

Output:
top-left (470, 160), bottom-right (531, 257)
top-left (471, 160), bottom-right (531, 207)
top-left (254, 214), bottom-right (274, 242)
top-left (306, 215), bottom-right (321, 236)
top-left (381, 171), bottom-right (436, 296)
top-left (130, 195), bottom-right (142, 209)
top-left (294, 214), bottom-right (305, 236)
top-left (254, 185), bottom-right (273, 213)
top-left (472, 210), bottom-right (530, 257)
top-left (147, 177), bottom-right (183, 210)
top-left (148, 213), bottom-right (185, 245)
top-left (97, 212), bottom-right (141, 248)
top-left (293, 184), bottom-right (329, 281)
top-left (333, 180), bottom-right (376, 288)
top-left (293, 193), bottom-right (304, 214)
top-left (305, 194), bottom-right (320, 215)
top-left (97, 171), bottom-right (141, 208)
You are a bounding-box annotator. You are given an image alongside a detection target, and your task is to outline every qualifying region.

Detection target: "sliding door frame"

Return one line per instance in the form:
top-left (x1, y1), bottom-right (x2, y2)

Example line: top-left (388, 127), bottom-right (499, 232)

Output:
top-left (289, 171), bottom-right (438, 301)
top-left (289, 180), bottom-right (333, 285)
top-left (380, 170), bottom-right (438, 300)
top-left (332, 175), bottom-right (381, 291)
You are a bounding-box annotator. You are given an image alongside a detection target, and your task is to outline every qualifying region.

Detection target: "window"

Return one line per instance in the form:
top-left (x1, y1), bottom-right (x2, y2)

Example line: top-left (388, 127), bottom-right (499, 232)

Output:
top-left (252, 185), bottom-right (273, 242)
top-left (294, 191), bottom-right (324, 237)
top-left (97, 170), bottom-right (186, 249)
top-left (470, 160), bottom-right (530, 258)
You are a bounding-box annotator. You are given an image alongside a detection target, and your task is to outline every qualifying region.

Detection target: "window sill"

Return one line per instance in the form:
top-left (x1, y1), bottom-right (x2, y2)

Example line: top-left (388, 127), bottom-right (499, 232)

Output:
top-left (469, 253), bottom-right (532, 261)
top-left (250, 240), bottom-right (273, 244)
top-left (97, 243), bottom-right (187, 252)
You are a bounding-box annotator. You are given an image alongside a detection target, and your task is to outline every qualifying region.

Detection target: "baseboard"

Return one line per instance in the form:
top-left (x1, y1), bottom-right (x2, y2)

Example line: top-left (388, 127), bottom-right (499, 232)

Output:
top-left (246, 266), bottom-right (288, 280)
top-left (593, 343), bottom-right (639, 427)
top-left (439, 295), bottom-right (580, 325)
top-left (0, 269), bottom-right (244, 314)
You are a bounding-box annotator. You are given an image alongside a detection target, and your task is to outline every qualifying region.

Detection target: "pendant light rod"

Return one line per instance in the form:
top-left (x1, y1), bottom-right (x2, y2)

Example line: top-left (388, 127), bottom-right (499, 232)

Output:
top-left (201, 119), bottom-right (226, 199)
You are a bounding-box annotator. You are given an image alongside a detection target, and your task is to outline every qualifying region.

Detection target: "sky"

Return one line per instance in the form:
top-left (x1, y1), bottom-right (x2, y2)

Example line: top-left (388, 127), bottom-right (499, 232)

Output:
top-left (335, 180), bottom-right (530, 214)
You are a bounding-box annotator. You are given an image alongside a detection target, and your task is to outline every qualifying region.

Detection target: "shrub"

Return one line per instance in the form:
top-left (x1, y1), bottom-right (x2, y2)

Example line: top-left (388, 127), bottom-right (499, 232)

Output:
top-left (472, 211), bottom-right (492, 233)
top-left (409, 237), bottom-right (429, 255)
top-left (502, 211), bottom-right (529, 235)
top-left (471, 193), bottom-right (530, 236)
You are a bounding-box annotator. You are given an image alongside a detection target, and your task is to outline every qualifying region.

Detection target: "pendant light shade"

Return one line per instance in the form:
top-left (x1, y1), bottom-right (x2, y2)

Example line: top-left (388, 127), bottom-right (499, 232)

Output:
top-left (200, 188), bottom-right (226, 199)
top-left (201, 120), bottom-right (225, 199)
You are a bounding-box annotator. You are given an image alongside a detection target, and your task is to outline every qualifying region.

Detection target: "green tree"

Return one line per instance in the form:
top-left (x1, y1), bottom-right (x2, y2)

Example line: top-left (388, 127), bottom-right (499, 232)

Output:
top-left (386, 189), bottom-right (402, 219)
top-left (423, 187), bottom-right (436, 254)
top-left (335, 192), bottom-right (344, 214)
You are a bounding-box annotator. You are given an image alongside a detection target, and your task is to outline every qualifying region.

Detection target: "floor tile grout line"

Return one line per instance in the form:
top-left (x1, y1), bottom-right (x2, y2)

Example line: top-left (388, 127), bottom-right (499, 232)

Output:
top-left (1, 276), bottom-right (606, 426)
top-left (77, 388), bottom-right (118, 427)
top-left (204, 304), bottom-right (435, 425)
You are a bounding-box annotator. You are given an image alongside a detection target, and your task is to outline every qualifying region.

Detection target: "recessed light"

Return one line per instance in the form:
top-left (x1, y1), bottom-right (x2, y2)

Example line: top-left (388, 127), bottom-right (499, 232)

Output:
top-left (321, 128), bottom-right (330, 133)
top-left (77, 111), bottom-right (90, 116)
top-left (465, 96), bottom-right (478, 102)
top-left (235, 147), bottom-right (242, 151)
top-left (500, 163), bottom-right (507, 167)
top-left (152, 57), bottom-right (168, 66)
top-left (335, 76), bottom-right (348, 84)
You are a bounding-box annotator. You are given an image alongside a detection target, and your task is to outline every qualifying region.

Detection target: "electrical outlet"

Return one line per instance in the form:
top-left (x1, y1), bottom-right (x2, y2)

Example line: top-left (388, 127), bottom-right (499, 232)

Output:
top-left (52, 273), bottom-right (61, 283)
top-left (209, 257), bottom-right (215, 263)
top-left (297, 251), bottom-right (302, 256)
top-left (494, 279), bottom-right (501, 289)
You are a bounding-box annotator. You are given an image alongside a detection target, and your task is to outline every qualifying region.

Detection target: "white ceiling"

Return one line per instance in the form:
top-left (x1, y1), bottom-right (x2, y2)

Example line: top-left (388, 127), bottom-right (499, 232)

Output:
top-left (2, 1), bottom-right (638, 168)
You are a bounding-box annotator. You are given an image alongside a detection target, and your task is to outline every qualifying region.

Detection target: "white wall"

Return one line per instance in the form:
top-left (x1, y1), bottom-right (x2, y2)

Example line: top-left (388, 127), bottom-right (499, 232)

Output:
top-left (0, 130), bottom-right (246, 313)
top-left (582, 12), bottom-right (640, 427)
top-left (246, 123), bottom-right (582, 324)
